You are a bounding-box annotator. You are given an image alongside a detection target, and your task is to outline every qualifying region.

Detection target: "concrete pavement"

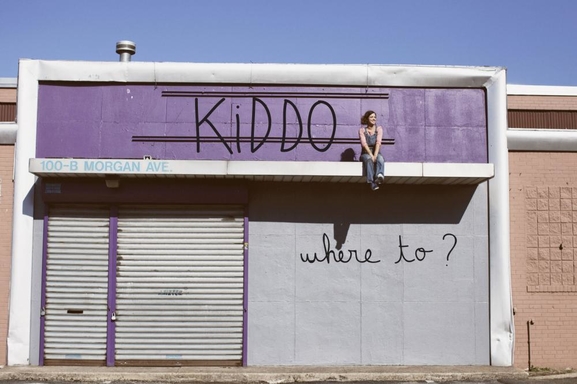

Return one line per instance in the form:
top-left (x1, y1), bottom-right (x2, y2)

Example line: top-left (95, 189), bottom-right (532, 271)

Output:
top-left (0, 365), bottom-right (531, 383)
top-left (527, 371), bottom-right (577, 381)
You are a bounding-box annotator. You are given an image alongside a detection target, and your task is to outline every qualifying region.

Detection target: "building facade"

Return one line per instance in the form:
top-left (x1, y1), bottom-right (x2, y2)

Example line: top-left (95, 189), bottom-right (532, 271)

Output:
top-left (6, 58), bottom-right (577, 370)
top-left (8, 60), bottom-right (512, 367)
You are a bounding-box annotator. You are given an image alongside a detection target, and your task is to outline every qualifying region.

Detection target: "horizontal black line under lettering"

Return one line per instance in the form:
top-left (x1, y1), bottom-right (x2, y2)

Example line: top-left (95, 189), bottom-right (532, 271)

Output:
top-left (132, 136), bottom-right (395, 144)
top-left (162, 91), bottom-right (389, 99)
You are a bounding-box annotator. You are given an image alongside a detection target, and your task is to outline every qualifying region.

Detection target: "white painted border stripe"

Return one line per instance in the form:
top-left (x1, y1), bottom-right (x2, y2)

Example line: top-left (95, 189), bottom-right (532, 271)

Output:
top-left (32, 60), bottom-right (503, 88)
top-left (487, 70), bottom-right (514, 366)
top-left (9, 60), bottom-right (39, 365)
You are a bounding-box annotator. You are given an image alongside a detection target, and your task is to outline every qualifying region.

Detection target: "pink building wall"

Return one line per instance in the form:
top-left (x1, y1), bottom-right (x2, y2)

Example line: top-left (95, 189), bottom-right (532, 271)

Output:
top-left (0, 83), bottom-right (15, 365)
top-left (508, 92), bottom-right (577, 370)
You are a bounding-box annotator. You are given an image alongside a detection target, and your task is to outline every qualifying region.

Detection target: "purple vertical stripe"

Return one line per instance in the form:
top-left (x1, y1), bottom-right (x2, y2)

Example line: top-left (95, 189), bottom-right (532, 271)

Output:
top-left (242, 210), bottom-right (249, 366)
top-left (39, 212), bottom-right (49, 366)
top-left (106, 206), bottom-right (118, 367)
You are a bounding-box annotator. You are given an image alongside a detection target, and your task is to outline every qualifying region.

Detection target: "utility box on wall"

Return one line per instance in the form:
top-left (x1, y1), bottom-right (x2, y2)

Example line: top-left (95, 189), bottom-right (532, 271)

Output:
top-left (10, 61), bottom-right (512, 367)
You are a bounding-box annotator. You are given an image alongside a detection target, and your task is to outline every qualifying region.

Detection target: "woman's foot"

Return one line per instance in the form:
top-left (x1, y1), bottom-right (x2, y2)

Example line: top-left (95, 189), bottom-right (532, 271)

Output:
top-left (376, 174), bottom-right (384, 184)
top-left (371, 183), bottom-right (379, 191)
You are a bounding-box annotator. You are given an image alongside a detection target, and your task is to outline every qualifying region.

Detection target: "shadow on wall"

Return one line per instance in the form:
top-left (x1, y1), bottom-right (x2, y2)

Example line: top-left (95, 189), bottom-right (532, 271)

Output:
top-left (249, 182), bottom-right (476, 225)
top-left (340, 148), bottom-right (357, 162)
top-left (249, 182), bottom-right (478, 247)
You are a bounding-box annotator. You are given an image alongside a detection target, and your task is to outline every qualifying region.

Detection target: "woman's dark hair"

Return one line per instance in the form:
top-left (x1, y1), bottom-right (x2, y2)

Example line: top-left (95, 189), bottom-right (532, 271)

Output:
top-left (361, 110), bottom-right (376, 125)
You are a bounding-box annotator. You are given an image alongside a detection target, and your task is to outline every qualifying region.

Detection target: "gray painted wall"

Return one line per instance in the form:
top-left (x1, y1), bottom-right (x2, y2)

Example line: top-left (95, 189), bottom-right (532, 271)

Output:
top-left (247, 182), bottom-right (489, 365)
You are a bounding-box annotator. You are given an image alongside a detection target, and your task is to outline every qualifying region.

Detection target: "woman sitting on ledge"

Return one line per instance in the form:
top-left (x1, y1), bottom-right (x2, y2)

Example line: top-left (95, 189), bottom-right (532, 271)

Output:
top-left (359, 110), bottom-right (385, 191)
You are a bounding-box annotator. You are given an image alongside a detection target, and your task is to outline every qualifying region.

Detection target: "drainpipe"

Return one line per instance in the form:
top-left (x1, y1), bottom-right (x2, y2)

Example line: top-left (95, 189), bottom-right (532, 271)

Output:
top-left (527, 319), bottom-right (534, 370)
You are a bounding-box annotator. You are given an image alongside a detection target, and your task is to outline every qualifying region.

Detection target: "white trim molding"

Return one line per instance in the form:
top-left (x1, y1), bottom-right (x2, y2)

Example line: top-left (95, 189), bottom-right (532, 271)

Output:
top-left (508, 129), bottom-right (577, 151)
top-left (507, 84), bottom-right (577, 96)
top-left (0, 123), bottom-right (17, 144)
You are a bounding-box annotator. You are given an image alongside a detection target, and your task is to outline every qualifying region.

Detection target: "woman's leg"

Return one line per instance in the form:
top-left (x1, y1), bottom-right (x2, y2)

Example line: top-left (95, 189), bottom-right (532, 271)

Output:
top-left (360, 154), bottom-right (375, 184)
top-left (375, 154), bottom-right (385, 183)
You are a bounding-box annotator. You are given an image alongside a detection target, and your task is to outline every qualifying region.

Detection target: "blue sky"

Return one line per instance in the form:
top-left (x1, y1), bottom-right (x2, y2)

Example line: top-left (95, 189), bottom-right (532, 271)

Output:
top-left (1, 0), bottom-right (576, 86)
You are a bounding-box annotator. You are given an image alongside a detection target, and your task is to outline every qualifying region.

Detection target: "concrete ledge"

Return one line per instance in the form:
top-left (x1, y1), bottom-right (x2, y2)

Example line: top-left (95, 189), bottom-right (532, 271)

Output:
top-left (227, 160), bottom-right (360, 177)
top-left (29, 159), bottom-right (494, 185)
top-left (0, 365), bottom-right (528, 383)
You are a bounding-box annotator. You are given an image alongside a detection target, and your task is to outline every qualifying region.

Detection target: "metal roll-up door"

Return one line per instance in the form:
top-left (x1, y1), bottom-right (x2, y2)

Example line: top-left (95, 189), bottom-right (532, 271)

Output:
top-left (116, 205), bottom-right (245, 366)
top-left (44, 205), bottom-right (110, 365)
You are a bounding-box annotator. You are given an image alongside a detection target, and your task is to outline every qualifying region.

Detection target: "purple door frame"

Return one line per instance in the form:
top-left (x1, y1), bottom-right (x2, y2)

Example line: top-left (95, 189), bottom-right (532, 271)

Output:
top-left (106, 207), bottom-right (118, 367)
top-left (39, 215), bottom-right (49, 366)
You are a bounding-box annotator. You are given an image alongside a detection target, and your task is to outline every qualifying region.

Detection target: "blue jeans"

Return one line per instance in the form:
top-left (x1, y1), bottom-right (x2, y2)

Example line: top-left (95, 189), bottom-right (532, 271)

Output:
top-left (361, 153), bottom-right (385, 186)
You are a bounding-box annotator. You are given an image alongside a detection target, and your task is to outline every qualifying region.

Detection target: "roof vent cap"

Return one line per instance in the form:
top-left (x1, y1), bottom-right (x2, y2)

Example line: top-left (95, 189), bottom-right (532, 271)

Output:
top-left (116, 40), bottom-right (136, 62)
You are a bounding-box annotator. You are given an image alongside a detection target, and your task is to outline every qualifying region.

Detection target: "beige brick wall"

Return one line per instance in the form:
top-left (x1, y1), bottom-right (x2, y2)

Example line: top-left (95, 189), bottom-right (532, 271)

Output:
top-left (0, 88), bottom-right (16, 103)
top-left (509, 152), bottom-right (577, 370)
top-left (508, 95), bottom-right (577, 111)
top-left (0, 145), bottom-right (14, 366)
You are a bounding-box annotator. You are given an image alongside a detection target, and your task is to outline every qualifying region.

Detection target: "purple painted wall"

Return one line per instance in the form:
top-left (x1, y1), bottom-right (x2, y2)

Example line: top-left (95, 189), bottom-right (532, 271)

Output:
top-left (36, 84), bottom-right (487, 163)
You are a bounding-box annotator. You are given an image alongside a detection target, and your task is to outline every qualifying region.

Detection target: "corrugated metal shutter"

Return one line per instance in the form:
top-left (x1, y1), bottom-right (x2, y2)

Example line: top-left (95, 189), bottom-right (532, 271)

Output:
top-left (115, 205), bottom-right (245, 366)
top-left (508, 110), bottom-right (577, 129)
top-left (0, 103), bottom-right (16, 121)
top-left (44, 205), bottom-right (110, 365)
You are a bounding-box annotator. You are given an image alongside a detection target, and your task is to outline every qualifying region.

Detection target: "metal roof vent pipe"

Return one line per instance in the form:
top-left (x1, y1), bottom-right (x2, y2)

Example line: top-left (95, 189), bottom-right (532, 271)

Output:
top-left (116, 40), bottom-right (136, 62)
